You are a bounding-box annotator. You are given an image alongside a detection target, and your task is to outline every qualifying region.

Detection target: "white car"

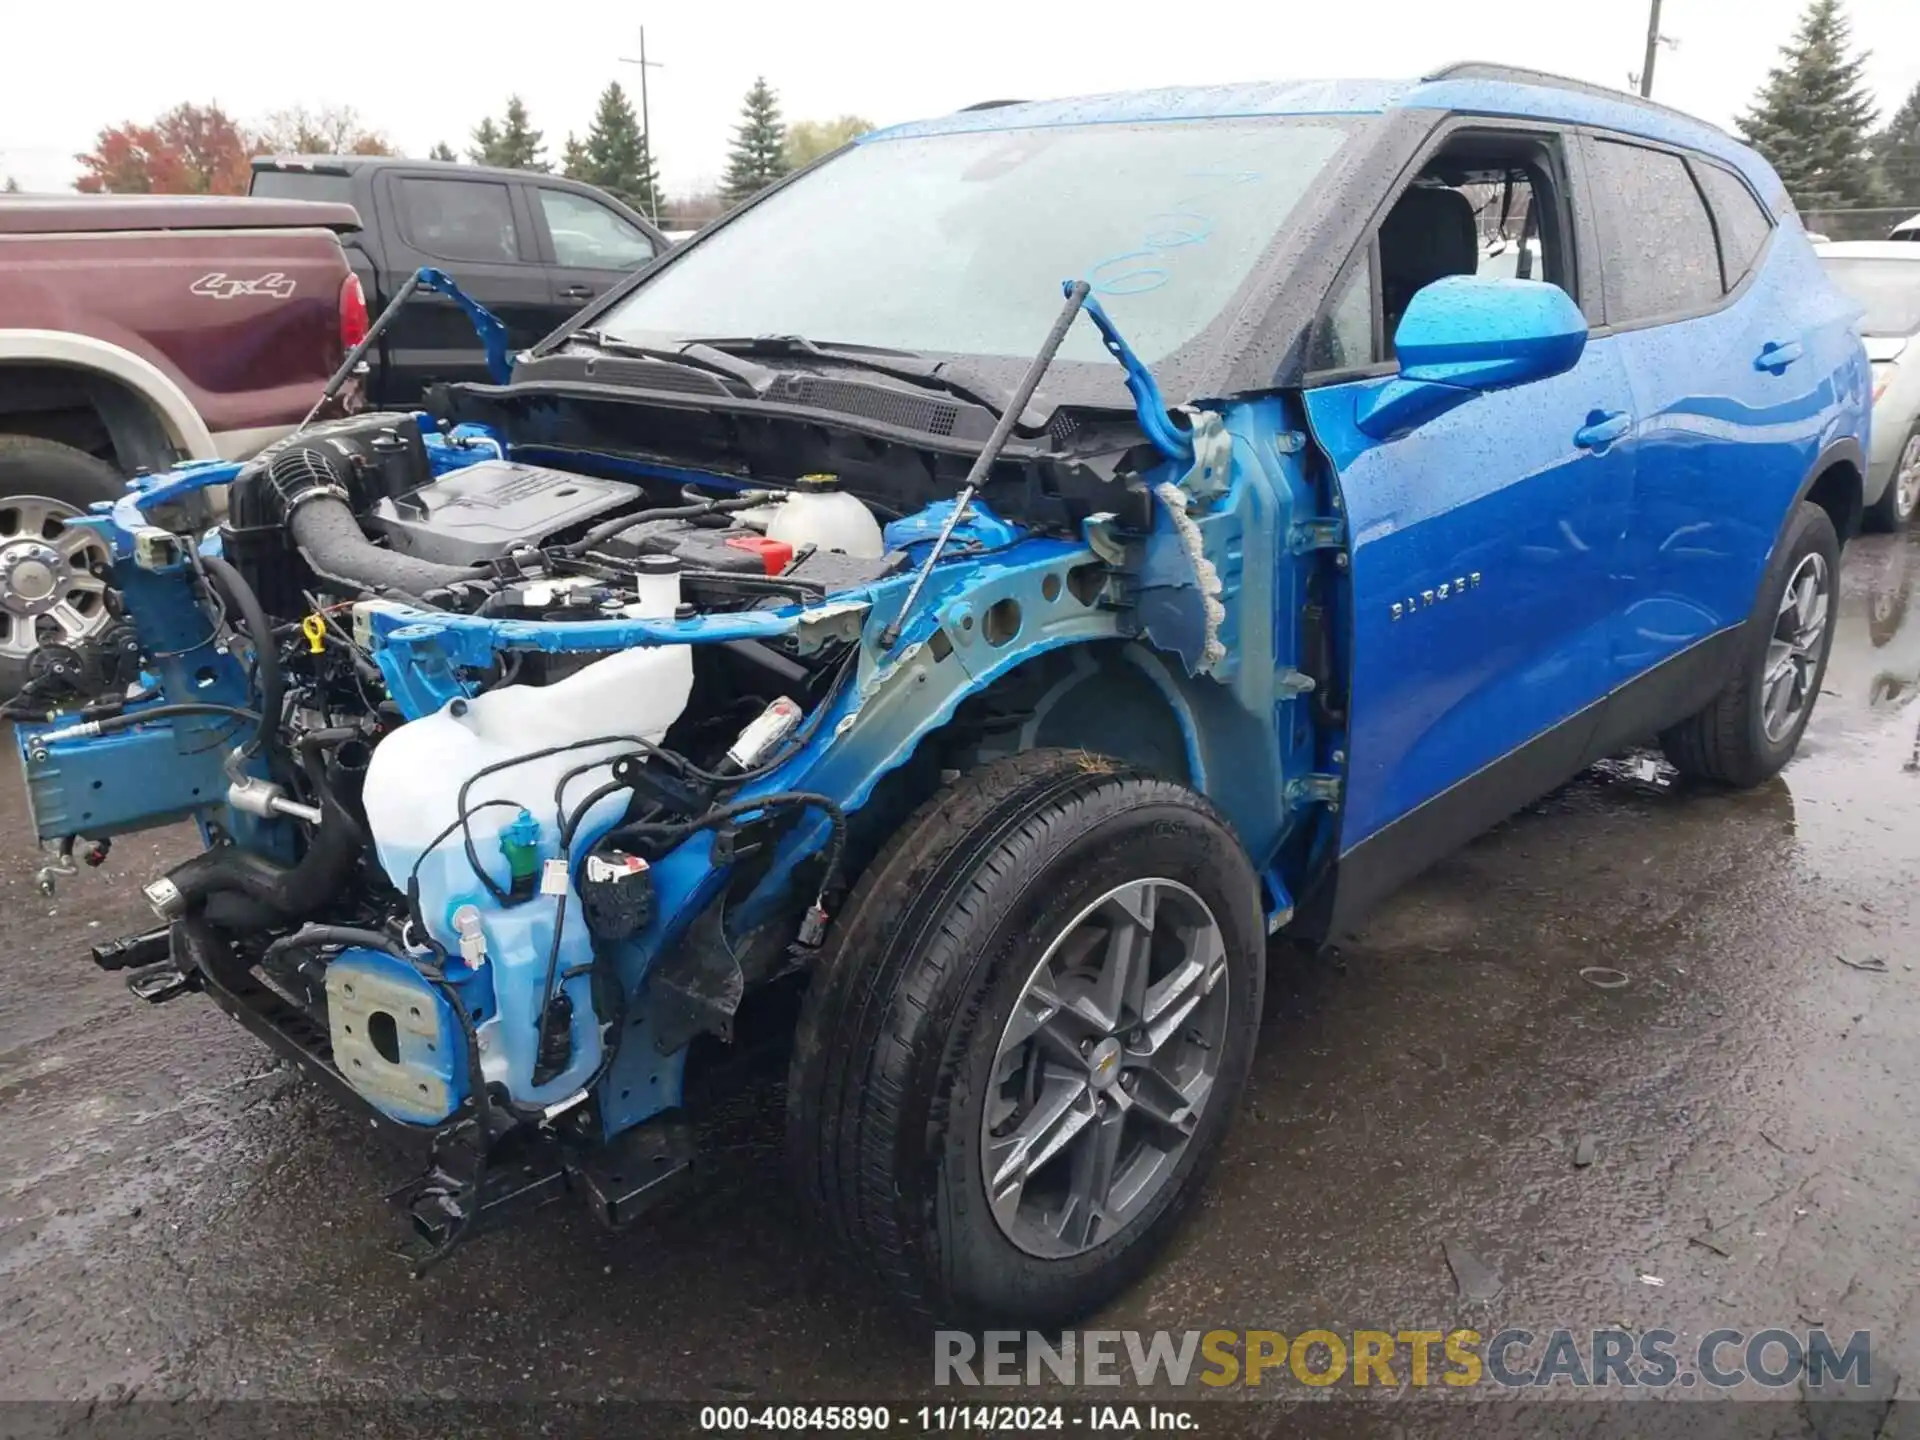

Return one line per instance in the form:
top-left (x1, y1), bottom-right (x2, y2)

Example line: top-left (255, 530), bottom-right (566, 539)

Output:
top-left (1817, 241), bottom-right (1920, 529)
top-left (1891, 213), bottom-right (1919, 243)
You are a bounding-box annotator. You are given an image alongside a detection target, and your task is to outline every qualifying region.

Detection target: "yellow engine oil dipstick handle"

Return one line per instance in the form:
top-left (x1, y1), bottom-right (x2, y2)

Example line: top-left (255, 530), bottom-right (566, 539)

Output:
top-left (300, 614), bottom-right (328, 655)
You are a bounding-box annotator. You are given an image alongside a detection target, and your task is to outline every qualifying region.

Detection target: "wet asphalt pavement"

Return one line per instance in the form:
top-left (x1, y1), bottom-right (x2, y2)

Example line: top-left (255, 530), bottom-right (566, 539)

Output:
top-left (4, 532), bottom-right (1920, 1430)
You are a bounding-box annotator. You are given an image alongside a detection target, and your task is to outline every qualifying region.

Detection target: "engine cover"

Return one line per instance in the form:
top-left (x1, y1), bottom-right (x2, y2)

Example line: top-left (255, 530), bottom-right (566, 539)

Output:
top-left (363, 459), bottom-right (640, 565)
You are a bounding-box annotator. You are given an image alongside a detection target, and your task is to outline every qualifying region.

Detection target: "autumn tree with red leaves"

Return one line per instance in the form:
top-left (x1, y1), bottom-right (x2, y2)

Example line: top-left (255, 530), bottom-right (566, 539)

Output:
top-left (75, 102), bottom-right (253, 194)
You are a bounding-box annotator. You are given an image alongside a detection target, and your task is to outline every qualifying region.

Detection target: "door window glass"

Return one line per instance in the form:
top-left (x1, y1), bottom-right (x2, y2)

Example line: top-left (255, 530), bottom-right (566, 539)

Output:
top-left (539, 190), bottom-right (656, 270)
top-left (1585, 140), bottom-right (1722, 322)
top-left (1369, 152), bottom-right (1572, 360)
top-left (1311, 263), bottom-right (1374, 371)
top-left (396, 178), bottom-right (520, 263)
top-left (1693, 162), bottom-right (1775, 291)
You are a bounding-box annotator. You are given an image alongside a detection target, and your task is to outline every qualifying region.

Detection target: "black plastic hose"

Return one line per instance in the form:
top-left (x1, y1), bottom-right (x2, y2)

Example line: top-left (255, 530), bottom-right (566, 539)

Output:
top-left (161, 779), bottom-right (365, 925)
top-left (200, 554), bottom-right (282, 756)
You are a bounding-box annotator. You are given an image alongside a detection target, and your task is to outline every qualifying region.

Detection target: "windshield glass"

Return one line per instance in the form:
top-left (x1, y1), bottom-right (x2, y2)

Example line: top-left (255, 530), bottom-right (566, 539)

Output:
top-left (597, 118), bottom-right (1356, 375)
top-left (1820, 257), bottom-right (1920, 335)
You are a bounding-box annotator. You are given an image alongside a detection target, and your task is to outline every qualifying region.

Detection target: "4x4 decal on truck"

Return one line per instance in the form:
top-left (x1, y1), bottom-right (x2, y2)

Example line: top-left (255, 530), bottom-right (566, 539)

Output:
top-left (189, 272), bottom-right (296, 300)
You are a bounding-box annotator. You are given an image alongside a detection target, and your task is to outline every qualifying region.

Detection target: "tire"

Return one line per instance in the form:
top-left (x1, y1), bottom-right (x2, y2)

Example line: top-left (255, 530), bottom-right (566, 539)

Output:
top-left (0, 434), bottom-right (123, 699)
top-left (787, 748), bottom-right (1265, 1328)
top-left (1660, 501), bottom-right (1840, 786)
top-left (1864, 424), bottom-right (1920, 534)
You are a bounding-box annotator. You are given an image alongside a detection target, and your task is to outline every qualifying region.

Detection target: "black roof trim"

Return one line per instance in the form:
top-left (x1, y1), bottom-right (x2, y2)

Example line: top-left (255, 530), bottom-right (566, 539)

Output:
top-left (956, 99), bottom-right (1028, 112)
top-left (1422, 61), bottom-right (1725, 133)
top-left (250, 154), bottom-right (540, 183)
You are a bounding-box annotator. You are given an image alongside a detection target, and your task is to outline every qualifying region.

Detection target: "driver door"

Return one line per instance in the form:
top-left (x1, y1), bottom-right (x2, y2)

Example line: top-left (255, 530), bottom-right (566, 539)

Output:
top-left (1300, 128), bottom-right (1636, 900)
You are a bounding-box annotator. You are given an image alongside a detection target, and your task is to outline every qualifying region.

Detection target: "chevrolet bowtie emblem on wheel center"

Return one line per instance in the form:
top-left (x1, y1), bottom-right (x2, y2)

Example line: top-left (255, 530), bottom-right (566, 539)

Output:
top-left (1088, 1037), bottom-right (1124, 1089)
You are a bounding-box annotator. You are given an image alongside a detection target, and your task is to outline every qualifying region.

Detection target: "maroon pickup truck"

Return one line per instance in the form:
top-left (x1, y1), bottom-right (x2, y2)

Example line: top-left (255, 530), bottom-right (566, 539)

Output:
top-left (0, 194), bottom-right (362, 691)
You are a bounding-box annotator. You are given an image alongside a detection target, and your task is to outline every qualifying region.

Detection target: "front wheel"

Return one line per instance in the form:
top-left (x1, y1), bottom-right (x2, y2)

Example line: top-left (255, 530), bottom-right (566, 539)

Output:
top-left (1661, 501), bottom-right (1840, 786)
top-left (787, 749), bottom-right (1265, 1327)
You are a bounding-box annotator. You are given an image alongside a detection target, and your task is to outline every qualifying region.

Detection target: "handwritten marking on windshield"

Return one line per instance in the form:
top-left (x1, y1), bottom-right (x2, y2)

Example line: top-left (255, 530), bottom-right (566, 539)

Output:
top-left (1086, 171), bottom-right (1264, 298)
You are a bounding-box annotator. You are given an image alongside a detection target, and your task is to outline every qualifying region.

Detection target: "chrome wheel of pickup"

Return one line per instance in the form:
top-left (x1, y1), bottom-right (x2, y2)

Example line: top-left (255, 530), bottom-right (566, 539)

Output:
top-left (982, 877), bottom-right (1229, 1260)
top-left (1762, 551), bottom-right (1831, 743)
top-left (0, 495), bottom-right (112, 661)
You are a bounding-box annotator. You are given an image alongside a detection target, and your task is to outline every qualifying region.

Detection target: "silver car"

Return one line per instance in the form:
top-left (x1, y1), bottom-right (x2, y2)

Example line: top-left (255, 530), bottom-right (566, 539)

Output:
top-left (1817, 241), bottom-right (1920, 529)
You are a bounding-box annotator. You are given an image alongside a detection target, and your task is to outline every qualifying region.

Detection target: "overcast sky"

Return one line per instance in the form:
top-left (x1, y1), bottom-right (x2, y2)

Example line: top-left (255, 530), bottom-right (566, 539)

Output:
top-left (3, 0), bottom-right (1916, 199)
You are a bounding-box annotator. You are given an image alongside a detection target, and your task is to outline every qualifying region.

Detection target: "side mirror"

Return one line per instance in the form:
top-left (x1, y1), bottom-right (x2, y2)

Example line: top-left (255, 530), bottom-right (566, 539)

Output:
top-left (1356, 276), bottom-right (1589, 439)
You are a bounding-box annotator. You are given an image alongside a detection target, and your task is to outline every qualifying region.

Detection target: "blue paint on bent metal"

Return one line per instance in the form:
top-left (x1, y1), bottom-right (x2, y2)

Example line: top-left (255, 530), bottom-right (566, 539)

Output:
top-left (883, 497), bottom-right (1023, 554)
top-left (1077, 288), bottom-right (1193, 464)
top-left (413, 268), bottom-right (514, 384)
top-left (15, 511), bottom-right (292, 851)
top-left (122, 459), bottom-right (245, 515)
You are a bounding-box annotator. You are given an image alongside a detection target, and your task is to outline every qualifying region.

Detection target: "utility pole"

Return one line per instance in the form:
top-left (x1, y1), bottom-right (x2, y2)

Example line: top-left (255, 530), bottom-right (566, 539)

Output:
top-left (618, 26), bottom-right (664, 224)
top-left (1640, 0), bottom-right (1664, 98)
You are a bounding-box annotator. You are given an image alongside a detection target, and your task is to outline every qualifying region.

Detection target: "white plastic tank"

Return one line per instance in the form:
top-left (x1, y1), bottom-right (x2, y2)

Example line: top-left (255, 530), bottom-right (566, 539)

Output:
top-left (357, 573), bottom-right (693, 1102)
top-left (764, 473), bottom-right (884, 559)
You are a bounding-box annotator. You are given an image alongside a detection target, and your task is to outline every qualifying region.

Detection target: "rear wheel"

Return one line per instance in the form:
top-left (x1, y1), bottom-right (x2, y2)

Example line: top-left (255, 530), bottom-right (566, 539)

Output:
top-left (1862, 424), bottom-right (1920, 533)
top-left (787, 749), bottom-right (1264, 1327)
top-left (0, 435), bottom-right (120, 698)
top-left (1660, 501), bottom-right (1839, 786)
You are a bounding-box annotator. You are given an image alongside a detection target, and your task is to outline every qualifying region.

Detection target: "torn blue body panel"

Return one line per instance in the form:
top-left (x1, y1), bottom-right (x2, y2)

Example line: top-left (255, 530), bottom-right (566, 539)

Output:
top-left (12, 284), bottom-right (1324, 1161)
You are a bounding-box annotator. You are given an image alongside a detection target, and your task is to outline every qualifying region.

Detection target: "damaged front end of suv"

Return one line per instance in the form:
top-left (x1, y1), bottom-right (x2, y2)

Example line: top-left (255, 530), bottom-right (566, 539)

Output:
top-left (15, 102), bottom-right (1360, 1318)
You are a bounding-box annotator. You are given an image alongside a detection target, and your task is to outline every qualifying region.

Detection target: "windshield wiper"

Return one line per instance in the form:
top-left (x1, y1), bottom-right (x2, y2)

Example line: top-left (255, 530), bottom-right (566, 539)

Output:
top-left (558, 330), bottom-right (776, 392)
top-left (678, 334), bottom-right (1044, 428)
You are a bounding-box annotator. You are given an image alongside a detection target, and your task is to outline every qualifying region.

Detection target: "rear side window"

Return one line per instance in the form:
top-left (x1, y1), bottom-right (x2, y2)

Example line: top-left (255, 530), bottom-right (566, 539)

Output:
top-left (1693, 162), bottom-right (1775, 290)
top-left (396, 177), bottom-right (520, 263)
top-left (250, 170), bottom-right (354, 206)
top-left (1585, 139), bottom-right (1721, 324)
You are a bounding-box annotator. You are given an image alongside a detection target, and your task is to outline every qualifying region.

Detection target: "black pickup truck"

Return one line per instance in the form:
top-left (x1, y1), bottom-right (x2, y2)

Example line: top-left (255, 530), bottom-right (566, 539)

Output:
top-left (249, 155), bottom-right (669, 402)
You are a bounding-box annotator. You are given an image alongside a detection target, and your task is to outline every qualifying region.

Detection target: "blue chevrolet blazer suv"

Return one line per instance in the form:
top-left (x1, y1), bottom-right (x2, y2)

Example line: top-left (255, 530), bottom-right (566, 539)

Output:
top-left (10, 62), bottom-right (1871, 1325)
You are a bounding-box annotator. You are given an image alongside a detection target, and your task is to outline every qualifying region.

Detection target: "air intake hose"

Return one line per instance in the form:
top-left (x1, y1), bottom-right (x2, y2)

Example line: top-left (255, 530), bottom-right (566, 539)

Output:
top-left (264, 440), bottom-right (479, 599)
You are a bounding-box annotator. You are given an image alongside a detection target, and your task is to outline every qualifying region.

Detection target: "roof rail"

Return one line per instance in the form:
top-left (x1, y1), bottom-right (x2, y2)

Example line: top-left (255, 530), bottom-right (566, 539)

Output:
top-left (1421, 61), bottom-right (1724, 132)
top-left (957, 99), bottom-right (1027, 112)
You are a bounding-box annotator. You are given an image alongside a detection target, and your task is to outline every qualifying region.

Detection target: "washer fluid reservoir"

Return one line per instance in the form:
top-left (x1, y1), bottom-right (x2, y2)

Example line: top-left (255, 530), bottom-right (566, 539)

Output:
top-left (358, 575), bottom-right (693, 1102)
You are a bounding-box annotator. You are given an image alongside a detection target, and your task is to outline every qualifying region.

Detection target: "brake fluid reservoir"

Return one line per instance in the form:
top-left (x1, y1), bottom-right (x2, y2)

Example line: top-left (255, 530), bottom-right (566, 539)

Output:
top-left (360, 634), bottom-right (694, 1103)
top-left (765, 474), bottom-right (884, 558)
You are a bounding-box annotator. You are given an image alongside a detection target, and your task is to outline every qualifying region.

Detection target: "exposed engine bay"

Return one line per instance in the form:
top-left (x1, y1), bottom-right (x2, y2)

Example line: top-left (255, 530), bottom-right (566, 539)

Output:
top-left (7, 274), bottom-right (1306, 1263)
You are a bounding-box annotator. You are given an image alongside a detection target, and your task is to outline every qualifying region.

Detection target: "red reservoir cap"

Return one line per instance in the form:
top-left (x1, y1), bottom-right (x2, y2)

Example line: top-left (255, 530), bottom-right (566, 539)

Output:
top-left (723, 534), bottom-right (795, 576)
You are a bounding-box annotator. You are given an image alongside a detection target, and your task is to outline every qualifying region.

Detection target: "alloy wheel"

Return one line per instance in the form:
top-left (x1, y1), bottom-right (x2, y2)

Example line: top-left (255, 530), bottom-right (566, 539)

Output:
top-left (0, 496), bottom-right (112, 661)
top-left (981, 878), bottom-right (1230, 1260)
top-left (1762, 551), bottom-right (1832, 743)
top-left (1898, 435), bottom-right (1920, 522)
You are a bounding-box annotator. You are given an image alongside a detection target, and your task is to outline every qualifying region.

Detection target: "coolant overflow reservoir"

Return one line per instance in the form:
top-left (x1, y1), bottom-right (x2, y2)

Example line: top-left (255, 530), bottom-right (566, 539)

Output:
top-left (766, 474), bottom-right (884, 559)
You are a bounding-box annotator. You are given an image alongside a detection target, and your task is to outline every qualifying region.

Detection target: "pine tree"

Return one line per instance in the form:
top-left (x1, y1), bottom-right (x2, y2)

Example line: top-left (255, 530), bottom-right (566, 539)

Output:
top-left (1737, 0), bottom-right (1886, 209)
top-left (428, 141), bottom-right (457, 162)
top-left (563, 82), bottom-right (661, 217)
top-left (1873, 82), bottom-right (1920, 208)
top-left (494, 96), bottom-right (549, 172)
top-left (721, 77), bottom-right (791, 204)
top-left (467, 117), bottom-right (501, 165)
top-left (468, 98), bottom-right (548, 171)
top-left (3, 176), bottom-right (20, 193)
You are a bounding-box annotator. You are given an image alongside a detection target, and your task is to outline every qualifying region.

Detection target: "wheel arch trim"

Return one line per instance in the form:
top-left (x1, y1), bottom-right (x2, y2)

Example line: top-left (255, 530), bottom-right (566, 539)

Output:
top-left (0, 330), bottom-right (218, 462)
